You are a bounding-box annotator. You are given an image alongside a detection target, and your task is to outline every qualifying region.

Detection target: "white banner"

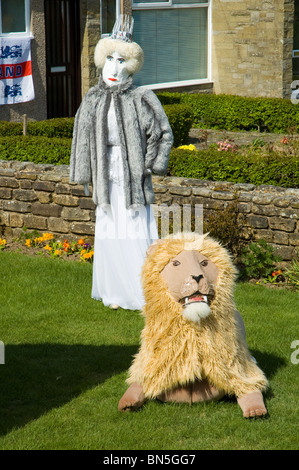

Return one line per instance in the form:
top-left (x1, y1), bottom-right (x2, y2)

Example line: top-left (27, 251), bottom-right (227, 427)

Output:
top-left (0, 36), bottom-right (35, 105)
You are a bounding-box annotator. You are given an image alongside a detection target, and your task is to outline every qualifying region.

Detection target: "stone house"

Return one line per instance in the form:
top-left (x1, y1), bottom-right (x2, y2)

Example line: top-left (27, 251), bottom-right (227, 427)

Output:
top-left (0, 0), bottom-right (297, 122)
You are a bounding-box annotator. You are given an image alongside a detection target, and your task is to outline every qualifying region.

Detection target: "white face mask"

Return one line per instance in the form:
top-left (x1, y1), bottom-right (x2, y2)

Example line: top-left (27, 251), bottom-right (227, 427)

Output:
top-left (102, 51), bottom-right (129, 89)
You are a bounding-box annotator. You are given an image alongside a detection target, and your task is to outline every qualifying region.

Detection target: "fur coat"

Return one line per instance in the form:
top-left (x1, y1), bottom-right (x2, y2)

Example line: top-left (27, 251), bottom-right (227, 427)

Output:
top-left (70, 76), bottom-right (173, 208)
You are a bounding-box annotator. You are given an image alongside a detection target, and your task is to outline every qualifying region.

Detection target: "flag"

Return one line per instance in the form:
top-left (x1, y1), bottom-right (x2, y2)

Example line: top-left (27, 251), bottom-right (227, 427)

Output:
top-left (0, 36), bottom-right (35, 105)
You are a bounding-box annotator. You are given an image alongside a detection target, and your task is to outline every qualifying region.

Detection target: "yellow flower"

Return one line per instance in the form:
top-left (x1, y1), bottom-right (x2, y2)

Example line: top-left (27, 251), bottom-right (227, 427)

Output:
top-left (42, 233), bottom-right (54, 241)
top-left (54, 249), bottom-right (63, 256)
top-left (177, 144), bottom-right (197, 151)
top-left (81, 250), bottom-right (94, 261)
top-left (0, 238), bottom-right (6, 246)
top-left (25, 239), bottom-right (31, 247)
top-left (44, 244), bottom-right (52, 251)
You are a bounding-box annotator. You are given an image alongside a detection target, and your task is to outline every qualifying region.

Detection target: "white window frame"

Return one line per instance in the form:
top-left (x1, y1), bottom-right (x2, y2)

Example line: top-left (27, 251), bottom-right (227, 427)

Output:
top-left (101, 0), bottom-right (121, 38)
top-left (132, 0), bottom-right (212, 90)
top-left (0, 0), bottom-right (31, 37)
top-left (133, 1), bottom-right (172, 8)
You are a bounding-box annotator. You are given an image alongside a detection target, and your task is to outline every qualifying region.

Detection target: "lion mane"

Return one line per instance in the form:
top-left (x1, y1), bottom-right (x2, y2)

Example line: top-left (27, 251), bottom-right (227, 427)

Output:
top-left (127, 232), bottom-right (268, 399)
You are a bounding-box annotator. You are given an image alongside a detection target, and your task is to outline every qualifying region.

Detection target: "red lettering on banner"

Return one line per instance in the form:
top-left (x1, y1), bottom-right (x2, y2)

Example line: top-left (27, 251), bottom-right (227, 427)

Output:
top-left (0, 61), bottom-right (32, 80)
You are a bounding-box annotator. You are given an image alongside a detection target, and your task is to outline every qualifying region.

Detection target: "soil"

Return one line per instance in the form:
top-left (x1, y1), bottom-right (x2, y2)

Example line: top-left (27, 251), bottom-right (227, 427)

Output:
top-left (188, 128), bottom-right (290, 150)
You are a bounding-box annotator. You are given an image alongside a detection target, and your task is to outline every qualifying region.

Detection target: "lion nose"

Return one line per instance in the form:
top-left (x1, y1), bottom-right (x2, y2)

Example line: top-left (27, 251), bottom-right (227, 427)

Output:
top-left (192, 274), bottom-right (203, 284)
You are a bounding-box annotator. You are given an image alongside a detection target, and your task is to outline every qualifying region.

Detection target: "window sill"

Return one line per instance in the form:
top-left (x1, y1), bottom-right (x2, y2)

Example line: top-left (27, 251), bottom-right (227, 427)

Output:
top-left (138, 78), bottom-right (213, 92)
top-left (0, 33), bottom-right (34, 38)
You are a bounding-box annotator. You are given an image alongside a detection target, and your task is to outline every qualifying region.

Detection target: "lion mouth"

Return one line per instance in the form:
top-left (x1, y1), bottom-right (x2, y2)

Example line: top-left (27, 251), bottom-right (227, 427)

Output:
top-left (180, 292), bottom-right (210, 307)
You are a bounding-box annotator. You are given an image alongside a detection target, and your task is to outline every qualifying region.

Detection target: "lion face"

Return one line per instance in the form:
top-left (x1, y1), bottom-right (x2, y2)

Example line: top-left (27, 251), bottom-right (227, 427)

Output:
top-left (160, 249), bottom-right (218, 324)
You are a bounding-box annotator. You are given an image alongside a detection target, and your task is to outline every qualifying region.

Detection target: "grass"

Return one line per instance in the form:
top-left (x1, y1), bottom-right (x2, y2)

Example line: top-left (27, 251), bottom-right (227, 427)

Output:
top-left (0, 251), bottom-right (298, 450)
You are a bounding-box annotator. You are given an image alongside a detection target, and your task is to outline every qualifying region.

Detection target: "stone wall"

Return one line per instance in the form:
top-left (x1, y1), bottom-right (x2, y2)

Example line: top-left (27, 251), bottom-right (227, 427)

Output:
top-left (212, 0), bottom-right (294, 99)
top-left (0, 160), bottom-right (298, 262)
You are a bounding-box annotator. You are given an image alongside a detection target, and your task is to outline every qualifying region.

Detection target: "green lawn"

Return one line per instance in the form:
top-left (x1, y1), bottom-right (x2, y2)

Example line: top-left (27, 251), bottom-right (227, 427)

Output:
top-left (0, 251), bottom-right (298, 450)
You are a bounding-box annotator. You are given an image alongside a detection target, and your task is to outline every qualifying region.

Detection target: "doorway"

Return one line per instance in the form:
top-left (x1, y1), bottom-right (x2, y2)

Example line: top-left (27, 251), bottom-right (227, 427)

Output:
top-left (44, 0), bottom-right (81, 118)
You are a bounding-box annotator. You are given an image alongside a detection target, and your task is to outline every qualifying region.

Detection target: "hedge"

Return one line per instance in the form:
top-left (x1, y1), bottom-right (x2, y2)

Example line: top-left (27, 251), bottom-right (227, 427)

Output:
top-left (0, 136), bottom-right (71, 165)
top-left (167, 148), bottom-right (299, 188)
top-left (0, 118), bottom-right (74, 138)
top-left (0, 136), bottom-right (298, 188)
top-left (157, 92), bottom-right (299, 133)
top-left (163, 104), bottom-right (193, 147)
top-left (0, 104), bottom-right (193, 147)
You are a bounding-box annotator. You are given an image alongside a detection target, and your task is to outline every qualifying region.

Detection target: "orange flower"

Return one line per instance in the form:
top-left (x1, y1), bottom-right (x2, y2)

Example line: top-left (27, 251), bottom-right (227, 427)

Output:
top-left (63, 239), bottom-right (70, 250)
top-left (78, 239), bottom-right (85, 245)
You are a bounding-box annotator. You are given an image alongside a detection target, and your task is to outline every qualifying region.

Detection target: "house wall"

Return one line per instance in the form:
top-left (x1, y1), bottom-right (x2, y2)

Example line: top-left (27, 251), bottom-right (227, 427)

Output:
top-left (0, 0), bottom-right (101, 122)
top-left (211, 0), bottom-right (294, 99)
top-left (80, 0), bottom-right (101, 97)
top-left (1, 160), bottom-right (298, 262)
top-left (0, 0), bottom-right (47, 122)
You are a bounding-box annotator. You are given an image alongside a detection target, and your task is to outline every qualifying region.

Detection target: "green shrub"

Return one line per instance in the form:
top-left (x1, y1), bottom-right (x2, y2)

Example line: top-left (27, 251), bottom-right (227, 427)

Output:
top-left (167, 148), bottom-right (299, 188)
top-left (0, 103), bottom-right (191, 149)
top-left (163, 104), bottom-right (194, 147)
top-left (0, 118), bottom-right (74, 138)
top-left (0, 121), bottom-right (23, 136)
top-left (240, 239), bottom-right (282, 280)
top-left (203, 198), bottom-right (245, 257)
top-left (0, 136), bottom-right (71, 165)
top-left (158, 92), bottom-right (299, 133)
top-left (27, 118), bottom-right (74, 138)
top-left (284, 258), bottom-right (299, 290)
top-left (157, 92), bottom-right (183, 105)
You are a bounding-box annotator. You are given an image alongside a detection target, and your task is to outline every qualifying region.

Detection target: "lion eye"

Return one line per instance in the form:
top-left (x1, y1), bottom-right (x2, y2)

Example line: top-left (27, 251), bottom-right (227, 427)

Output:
top-left (200, 259), bottom-right (208, 267)
top-left (172, 260), bottom-right (181, 266)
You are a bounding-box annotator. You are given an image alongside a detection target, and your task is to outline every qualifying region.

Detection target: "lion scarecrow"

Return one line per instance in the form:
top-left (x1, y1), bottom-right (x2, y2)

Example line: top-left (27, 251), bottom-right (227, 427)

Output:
top-left (118, 232), bottom-right (268, 418)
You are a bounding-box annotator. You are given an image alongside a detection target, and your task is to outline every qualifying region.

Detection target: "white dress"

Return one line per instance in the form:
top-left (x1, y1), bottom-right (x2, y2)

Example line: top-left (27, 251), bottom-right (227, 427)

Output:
top-left (91, 98), bottom-right (158, 310)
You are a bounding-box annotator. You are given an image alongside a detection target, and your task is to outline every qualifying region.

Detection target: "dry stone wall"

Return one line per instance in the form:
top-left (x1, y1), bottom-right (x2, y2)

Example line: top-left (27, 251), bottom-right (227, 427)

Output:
top-left (0, 160), bottom-right (298, 261)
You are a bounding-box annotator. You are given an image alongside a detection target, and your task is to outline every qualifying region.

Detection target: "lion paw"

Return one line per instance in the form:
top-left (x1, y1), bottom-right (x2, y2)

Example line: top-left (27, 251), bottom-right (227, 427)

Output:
top-left (118, 382), bottom-right (146, 412)
top-left (237, 391), bottom-right (267, 418)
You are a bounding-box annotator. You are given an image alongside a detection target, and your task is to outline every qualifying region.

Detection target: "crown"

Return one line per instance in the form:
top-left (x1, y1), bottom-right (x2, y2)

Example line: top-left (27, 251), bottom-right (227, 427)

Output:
top-left (110, 14), bottom-right (134, 43)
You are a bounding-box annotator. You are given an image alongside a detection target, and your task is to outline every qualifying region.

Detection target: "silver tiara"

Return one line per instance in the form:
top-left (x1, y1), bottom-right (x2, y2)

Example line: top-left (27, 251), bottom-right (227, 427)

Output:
top-left (110, 14), bottom-right (134, 43)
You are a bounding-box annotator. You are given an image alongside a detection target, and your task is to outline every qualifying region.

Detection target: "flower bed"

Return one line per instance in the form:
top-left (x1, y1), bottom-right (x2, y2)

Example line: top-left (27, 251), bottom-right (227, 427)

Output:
top-left (1, 229), bottom-right (94, 262)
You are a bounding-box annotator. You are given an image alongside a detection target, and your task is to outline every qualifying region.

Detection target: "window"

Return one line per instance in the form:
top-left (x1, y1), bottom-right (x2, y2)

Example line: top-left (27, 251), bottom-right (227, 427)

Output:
top-left (0, 0), bottom-right (31, 36)
top-left (132, 0), bottom-right (210, 88)
top-left (101, 0), bottom-right (121, 36)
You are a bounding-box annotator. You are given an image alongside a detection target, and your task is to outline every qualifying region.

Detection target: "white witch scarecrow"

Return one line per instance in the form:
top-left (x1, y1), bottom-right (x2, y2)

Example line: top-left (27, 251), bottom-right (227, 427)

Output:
top-left (70, 15), bottom-right (173, 310)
